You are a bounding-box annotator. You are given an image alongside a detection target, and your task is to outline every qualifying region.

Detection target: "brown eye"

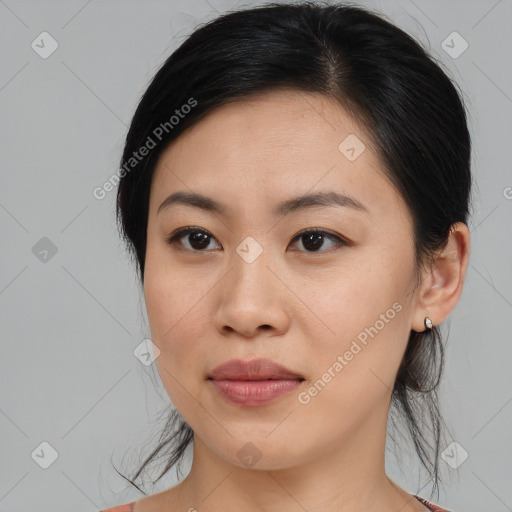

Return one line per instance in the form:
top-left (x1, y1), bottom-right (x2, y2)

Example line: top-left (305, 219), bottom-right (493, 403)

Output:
top-left (289, 229), bottom-right (347, 253)
top-left (166, 227), bottom-right (347, 253)
top-left (167, 227), bottom-right (220, 252)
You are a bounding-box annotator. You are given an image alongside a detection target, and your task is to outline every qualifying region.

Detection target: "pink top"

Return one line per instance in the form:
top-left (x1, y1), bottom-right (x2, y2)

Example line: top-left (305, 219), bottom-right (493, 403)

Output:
top-left (100, 495), bottom-right (451, 511)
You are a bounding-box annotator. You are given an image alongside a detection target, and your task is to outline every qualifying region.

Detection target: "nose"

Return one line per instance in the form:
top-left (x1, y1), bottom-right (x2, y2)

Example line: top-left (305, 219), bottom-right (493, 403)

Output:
top-left (213, 251), bottom-right (291, 339)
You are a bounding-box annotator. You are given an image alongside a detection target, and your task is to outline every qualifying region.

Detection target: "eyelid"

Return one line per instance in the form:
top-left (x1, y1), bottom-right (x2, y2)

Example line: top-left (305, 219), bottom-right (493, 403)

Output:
top-left (166, 226), bottom-right (350, 253)
top-left (166, 226), bottom-right (219, 251)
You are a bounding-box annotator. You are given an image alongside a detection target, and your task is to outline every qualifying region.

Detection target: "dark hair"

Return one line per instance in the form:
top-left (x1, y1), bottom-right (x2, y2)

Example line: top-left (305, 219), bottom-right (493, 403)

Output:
top-left (114, 0), bottom-right (472, 500)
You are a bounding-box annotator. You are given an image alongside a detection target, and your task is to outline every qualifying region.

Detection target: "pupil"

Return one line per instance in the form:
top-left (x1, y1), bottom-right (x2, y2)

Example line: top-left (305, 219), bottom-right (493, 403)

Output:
top-left (303, 232), bottom-right (323, 251)
top-left (190, 232), bottom-right (209, 249)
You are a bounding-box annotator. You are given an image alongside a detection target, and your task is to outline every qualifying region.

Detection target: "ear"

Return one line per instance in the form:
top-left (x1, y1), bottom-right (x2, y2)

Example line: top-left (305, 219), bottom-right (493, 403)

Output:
top-left (411, 222), bottom-right (471, 332)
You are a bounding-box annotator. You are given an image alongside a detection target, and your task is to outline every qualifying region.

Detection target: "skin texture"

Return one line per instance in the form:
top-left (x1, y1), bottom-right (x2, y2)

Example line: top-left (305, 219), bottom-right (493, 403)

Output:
top-left (137, 89), bottom-right (470, 512)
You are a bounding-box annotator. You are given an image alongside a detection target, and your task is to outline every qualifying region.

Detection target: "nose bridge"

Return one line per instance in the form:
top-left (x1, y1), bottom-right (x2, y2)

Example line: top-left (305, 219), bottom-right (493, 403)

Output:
top-left (229, 235), bottom-right (274, 300)
top-left (214, 236), bottom-right (289, 335)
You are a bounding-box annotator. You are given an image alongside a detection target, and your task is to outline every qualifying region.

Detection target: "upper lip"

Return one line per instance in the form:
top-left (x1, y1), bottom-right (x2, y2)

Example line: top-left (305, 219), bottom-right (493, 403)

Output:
top-left (208, 358), bottom-right (304, 381)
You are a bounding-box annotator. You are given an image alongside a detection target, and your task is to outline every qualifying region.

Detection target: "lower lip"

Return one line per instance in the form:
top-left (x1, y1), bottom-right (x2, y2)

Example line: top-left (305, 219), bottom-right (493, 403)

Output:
top-left (209, 379), bottom-right (303, 406)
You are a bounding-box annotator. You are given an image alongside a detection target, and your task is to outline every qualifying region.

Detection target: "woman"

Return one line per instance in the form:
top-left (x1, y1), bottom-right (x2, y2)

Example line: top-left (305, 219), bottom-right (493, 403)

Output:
top-left (102, 2), bottom-right (471, 511)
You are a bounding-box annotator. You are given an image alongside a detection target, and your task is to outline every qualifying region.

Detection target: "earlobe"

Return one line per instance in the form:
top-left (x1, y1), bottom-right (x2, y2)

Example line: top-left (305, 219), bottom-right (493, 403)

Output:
top-left (411, 222), bottom-right (471, 332)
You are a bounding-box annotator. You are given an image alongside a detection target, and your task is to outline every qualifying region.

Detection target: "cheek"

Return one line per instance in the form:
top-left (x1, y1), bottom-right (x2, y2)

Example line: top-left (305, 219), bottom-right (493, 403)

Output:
top-left (295, 312), bottom-right (409, 449)
top-left (299, 259), bottom-right (413, 396)
top-left (143, 259), bottom-right (211, 377)
top-left (144, 253), bottom-right (200, 340)
top-left (299, 259), bottom-right (402, 342)
top-left (143, 271), bottom-right (205, 411)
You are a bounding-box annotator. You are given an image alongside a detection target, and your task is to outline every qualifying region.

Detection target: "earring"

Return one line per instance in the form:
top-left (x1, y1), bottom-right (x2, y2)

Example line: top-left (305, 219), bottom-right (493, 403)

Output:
top-left (424, 316), bottom-right (433, 330)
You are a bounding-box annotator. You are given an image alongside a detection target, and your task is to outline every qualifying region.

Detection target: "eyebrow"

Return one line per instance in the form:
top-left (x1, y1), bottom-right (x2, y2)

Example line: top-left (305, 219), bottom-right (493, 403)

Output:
top-left (157, 190), bottom-right (369, 217)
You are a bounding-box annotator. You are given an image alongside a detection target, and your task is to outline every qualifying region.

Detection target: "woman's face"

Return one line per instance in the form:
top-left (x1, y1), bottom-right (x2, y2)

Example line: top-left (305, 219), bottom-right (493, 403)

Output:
top-left (144, 89), bottom-right (425, 470)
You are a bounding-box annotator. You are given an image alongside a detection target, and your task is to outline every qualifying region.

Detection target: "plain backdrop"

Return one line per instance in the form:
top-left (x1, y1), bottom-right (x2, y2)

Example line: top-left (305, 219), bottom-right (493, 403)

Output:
top-left (1, 0), bottom-right (511, 511)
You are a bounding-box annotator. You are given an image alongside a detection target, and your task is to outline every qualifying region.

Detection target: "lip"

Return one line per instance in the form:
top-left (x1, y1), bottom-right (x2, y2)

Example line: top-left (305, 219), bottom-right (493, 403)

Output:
top-left (208, 358), bottom-right (304, 381)
top-left (207, 358), bottom-right (305, 407)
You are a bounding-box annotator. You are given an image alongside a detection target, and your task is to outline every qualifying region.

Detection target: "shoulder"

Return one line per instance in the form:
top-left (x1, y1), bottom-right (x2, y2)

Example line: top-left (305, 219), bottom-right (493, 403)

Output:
top-left (415, 495), bottom-right (453, 512)
top-left (100, 502), bottom-right (135, 512)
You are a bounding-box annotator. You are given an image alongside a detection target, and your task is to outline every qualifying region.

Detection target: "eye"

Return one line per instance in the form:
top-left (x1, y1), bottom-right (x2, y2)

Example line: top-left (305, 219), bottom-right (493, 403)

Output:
top-left (289, 229), bottom-right (347, 253)
top-left (166, 227), bottom-right (348, 253)
top-left (166, 227), bottom-right (220, 252)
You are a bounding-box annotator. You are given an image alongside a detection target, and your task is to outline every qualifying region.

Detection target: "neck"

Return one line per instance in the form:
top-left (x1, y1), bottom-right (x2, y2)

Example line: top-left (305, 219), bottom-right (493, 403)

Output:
top-left (166, 401), bottom-right (421, 512)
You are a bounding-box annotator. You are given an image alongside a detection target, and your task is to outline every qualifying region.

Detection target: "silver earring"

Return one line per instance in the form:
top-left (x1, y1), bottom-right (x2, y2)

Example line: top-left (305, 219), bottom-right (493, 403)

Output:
top-left (424, 316), bottom-right (433, 330)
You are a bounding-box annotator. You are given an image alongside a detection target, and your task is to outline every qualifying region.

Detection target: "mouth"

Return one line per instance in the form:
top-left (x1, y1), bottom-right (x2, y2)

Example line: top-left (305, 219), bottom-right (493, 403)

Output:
top-left (207, 358), bottom-right (305, 406)
top-left (207, 357), bottom-right (305, 381)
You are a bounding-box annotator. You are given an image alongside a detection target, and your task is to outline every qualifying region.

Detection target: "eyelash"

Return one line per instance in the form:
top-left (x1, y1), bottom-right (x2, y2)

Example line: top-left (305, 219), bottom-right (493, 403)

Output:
top-left (166, 227), bottom-right (349, 254)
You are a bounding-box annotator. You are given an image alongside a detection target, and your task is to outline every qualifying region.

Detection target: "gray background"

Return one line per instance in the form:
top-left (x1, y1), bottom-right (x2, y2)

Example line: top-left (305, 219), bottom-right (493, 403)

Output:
top-left (1, 0), bottom-right (511, 511)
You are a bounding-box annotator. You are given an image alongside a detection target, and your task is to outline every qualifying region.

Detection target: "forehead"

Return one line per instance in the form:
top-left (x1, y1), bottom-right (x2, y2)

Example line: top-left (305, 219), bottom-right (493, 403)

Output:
top-left (149, 89), bottom-right (406, 221)
top-left (157, 89), bottom-right (374, 163)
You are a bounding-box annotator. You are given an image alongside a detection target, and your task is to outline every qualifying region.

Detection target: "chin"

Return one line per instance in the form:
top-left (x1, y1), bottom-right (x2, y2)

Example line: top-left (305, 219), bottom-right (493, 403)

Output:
top-left (208, 434), bottom-right (312, 471)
